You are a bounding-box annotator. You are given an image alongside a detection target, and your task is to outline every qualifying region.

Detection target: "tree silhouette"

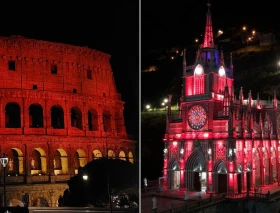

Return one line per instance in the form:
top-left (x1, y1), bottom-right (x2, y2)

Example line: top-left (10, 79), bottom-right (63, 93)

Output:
top-left (63, 158), bottom-right (138, 207)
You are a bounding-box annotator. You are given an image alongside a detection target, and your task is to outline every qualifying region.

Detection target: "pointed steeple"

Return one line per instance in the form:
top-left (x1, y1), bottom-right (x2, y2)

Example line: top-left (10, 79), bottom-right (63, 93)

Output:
top-left (230, 52), bottom-right (234, 76)
top-left (257, 93), bottom-right (261, 109)
top-left (273, 90), bottom-right (277, 108)
top-left (238, 87), bottom-right (244, 120)
top-left (202, 1), bottom-right (214, 48)
top-left (248, 90), bottom-right (252, 113)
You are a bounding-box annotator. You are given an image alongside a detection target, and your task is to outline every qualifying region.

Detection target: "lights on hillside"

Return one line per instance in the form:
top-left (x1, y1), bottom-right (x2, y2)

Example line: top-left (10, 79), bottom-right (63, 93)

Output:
top-left (195, 38), bottom-right (199, 43)
top-left (146, 104), bottom-right (151, 109)
top-left (242, 26), bottom-right (247, 31)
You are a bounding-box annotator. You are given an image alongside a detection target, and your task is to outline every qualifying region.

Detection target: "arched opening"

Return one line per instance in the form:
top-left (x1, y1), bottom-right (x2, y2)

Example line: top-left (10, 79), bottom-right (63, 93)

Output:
top-left (194, 64), bottom-right (205, 95)
top-left (271, 147), bottom-right (277, 182)
top-left (169, 158), bottom-right (180, 189)
top-left (213, 160), bottom-right (228, 194)
top-left (128, 151), bottom-right (134, 164)
top-left (7, 148), bottom-right (23, 176)
top-left (263, 148), bottom-right (270, 185)
top-left (246, 163), bottom-right (252, 191)
top-left (51, 105), bottom-right (64, 129)
top-left (254, 149), bottom-right (261, 187)
top-left (29, 104), bottom-right (43, 128)
top-left (53, 149), bottom-right (68, 175)
top-left (88, 109), bottom-right (98, 131)
top-left (108, 150), bottom-right (115, 159)
top-left (114, 112), bottom-right (122, 133)
top-left (119, 151), bottom-right (126, 161)
top-left (31, 148), bottom-right (47, 175)
top-left (103, 110), bottom-right (112, 132)
top-left (8, 199), bottom-right (24, 207)
top-left (237, 164), bottom-right (243, 193)
top-left (70, 106), bottom-right (82, 129)
top-left (74, 149), bottom-right (87, 175)
top-left (32, 197), bottom-right (49, 207)
top-left (93, 150), bottom-right (102, 160)
top-left (5, 102), bottom-right (21, 128)
top-left (185, 150), bottom-right (206, 192)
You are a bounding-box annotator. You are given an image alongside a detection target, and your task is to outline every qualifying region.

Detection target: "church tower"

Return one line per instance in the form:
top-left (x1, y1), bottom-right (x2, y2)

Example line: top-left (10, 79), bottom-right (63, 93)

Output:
top-left (163, 1), bottom-right (280, 195)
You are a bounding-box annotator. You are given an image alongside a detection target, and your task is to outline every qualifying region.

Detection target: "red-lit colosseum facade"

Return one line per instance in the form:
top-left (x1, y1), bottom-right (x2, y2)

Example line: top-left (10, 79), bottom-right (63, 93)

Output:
top-left (0, 35), bottom-right (135, 207)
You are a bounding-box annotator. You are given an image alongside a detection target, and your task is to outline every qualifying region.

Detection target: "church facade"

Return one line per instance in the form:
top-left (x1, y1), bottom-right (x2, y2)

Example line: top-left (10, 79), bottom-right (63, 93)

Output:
top-left (163, 3), bottom-right (280, 194)
top-left (0, 36), bottom-right (135, 207)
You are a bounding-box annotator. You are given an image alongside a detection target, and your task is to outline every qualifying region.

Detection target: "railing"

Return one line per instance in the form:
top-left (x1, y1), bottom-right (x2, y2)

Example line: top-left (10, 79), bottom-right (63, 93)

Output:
top-left (157, 193), bottom-right (226, 213)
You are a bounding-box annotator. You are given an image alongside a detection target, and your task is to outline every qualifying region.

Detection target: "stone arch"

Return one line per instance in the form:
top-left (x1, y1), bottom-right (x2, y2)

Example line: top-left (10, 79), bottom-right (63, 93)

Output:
top-left (5, 102), bottom-right (21, 128)
top-left (114, 112), bottom-right (122, 133)
top-left (185, 150), bottom-right (206, 191)
top-left (253, 149), bottom-right (261, 187)
top-left (103, 110), bottom-right (112, 132)
top-left (168, 158), bottom-right (180, 189)
top-left (51, 105), bottom-right (64, 129)
top-left (246, 162), bottom-right (253, 191)
top-left (54, 149), bottom-right (68, 175)
top-left (8, 198), bottom-right (24, 207)
top-left (92, 150), bottom-right (102, 160)
top-left (29, 103), bottom-right (44, 128)
top-left (108, 150), bottom-right (115, 159)
top-left (7, 148), bottom-right (24, 176)
top-left (88, 108), bottom-right (98, 131)
top-left (32, 197), bottom-right (49, 207)
top-left (74, 149), bottom-right (87, 170)
top-left (237, 163), bottom-right (243, 193)
top-left (128, 151), bottom-right (134, 163)
top-left (119, 151), bottom-right (126, 161)
top-left (213, 160), bottom-right (228, 194)
top-left (70, 106), bottom-right (83, 129)
top-left (31, 148), bottom-right (47, 175)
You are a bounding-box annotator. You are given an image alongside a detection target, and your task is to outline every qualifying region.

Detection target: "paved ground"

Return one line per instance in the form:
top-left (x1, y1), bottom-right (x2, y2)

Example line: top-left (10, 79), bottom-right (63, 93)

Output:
top-left (141, 182), bottom-right (280, 213)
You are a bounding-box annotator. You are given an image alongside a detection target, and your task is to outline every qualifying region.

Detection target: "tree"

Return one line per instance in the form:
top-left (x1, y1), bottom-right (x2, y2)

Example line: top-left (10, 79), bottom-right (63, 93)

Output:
top-left (63, 158), bottom-right (138, 207)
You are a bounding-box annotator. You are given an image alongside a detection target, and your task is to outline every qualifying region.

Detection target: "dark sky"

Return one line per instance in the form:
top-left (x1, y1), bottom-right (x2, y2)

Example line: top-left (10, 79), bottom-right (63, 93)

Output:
top-left (142, 0), bottom-right (279, 50)
top-left (0, 1), bottom-right (139, 138)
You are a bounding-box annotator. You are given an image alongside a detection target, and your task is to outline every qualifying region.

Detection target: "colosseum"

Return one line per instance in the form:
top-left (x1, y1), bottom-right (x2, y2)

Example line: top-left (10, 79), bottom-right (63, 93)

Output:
top-left (0, 35), bottom-right (136, 207)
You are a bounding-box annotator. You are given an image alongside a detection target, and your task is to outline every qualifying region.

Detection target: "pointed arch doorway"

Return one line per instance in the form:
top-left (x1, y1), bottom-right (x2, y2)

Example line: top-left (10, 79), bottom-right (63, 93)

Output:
top-left (169, 159), bottom-right (180, 189)
top-left (185, 151), bottom-right (207, 192)
top-left (213, 160), bottom-right (228, 194)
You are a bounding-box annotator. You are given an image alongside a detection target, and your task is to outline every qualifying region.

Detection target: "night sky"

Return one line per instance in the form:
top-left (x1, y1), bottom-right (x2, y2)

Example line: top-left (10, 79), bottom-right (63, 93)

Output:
top-left (0, 1), bottom-right (139, 140)
top-left (142, 0), bottom-right (279, 50)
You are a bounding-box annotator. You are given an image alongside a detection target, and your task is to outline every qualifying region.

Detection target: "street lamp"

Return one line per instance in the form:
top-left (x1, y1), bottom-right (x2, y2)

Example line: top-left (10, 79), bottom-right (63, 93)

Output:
top-left (0, 153), bottom-right (9, 209)
top-left (82, 174), bottom-right (88, 181)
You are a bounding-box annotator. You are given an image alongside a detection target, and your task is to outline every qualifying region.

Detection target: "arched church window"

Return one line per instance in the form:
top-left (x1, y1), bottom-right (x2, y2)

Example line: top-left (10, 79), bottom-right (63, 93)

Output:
top-left (194, 64), bottom-right (205, 95)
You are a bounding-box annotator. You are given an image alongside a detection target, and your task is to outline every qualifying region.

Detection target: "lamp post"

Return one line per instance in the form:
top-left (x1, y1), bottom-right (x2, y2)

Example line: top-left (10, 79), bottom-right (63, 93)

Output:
top-left (0, 153), bottom-right (9, 209)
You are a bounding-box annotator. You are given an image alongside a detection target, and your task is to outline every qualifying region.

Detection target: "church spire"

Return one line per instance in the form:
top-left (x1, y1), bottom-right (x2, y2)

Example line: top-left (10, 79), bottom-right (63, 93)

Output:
top-left (230, 52), bottom-right (234, 76)
top-left (202, 1), bottom-right (214, 48)
top-left (273, 90), bottom-right (277, 108)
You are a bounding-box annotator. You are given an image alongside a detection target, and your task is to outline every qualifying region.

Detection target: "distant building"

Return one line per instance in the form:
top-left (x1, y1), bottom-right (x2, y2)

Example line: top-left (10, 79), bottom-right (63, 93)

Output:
top-left (0, 36), bottom-right (135, 207)
top-left (163, 3), bottom-right (280, 194)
